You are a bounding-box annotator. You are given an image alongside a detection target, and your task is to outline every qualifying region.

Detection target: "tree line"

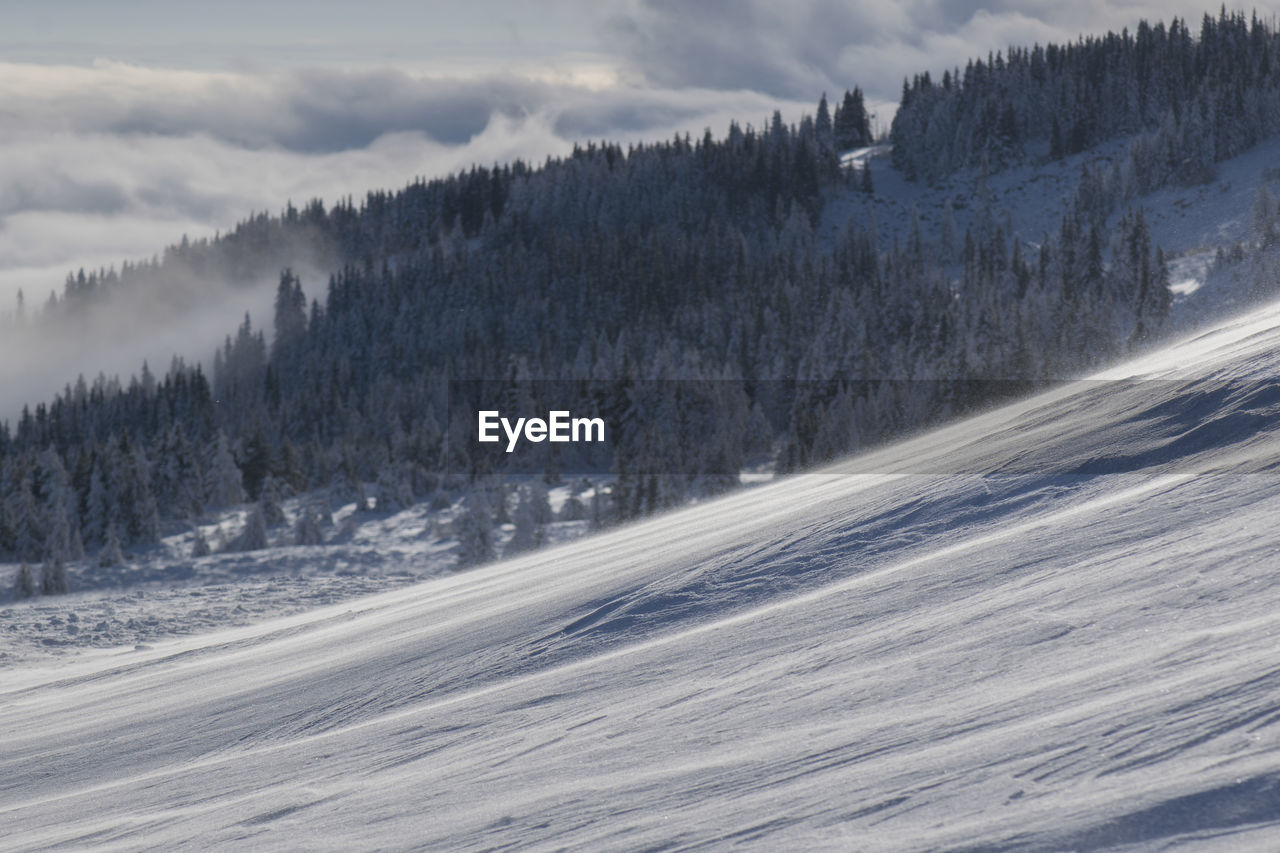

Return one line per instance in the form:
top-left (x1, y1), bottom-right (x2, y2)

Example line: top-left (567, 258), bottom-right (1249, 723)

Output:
top-left (9, 17), bottom-right (1247, 592)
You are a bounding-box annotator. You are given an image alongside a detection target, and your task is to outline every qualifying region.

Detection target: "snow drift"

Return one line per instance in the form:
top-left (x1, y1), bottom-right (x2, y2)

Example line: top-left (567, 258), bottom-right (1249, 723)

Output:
top-left (5, 300), bottom-right (1280, 850)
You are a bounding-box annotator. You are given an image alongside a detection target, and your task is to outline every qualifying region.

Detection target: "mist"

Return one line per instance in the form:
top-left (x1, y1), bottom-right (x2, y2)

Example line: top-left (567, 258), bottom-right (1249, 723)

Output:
top-left (0, 62), bottom-right (809, 422)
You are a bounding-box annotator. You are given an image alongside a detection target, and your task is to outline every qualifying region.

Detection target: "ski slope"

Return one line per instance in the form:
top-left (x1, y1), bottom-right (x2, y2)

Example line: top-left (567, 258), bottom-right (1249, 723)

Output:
top-left (6, 302), bottom-right (1280, 850)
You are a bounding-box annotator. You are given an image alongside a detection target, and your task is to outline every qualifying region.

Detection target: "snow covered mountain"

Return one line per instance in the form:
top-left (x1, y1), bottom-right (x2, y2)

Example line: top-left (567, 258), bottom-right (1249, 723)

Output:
top-left (5, 293), bottom-right (1280, 850)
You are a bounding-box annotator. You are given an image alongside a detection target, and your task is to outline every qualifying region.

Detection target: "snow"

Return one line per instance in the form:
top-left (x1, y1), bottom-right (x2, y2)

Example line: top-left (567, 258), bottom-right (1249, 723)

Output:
top-left (822, 139), bottom-right (1131, 259)
top-left (6, 294), bottom-right (1280, 849)
top-left (825, 134), bottom-right (1280, 339)
top-left (840, 144), bottom-right (889, 169)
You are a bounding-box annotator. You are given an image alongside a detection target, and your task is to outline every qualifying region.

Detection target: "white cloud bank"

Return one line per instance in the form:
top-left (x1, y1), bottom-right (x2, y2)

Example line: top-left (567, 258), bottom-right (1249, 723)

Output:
top-left (0, 61), bottom-right (810, 305)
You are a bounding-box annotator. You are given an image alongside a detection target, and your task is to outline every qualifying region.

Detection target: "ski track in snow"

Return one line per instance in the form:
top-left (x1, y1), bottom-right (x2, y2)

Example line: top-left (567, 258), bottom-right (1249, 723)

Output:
top-left (6, 297), bottom-right (1280, 849)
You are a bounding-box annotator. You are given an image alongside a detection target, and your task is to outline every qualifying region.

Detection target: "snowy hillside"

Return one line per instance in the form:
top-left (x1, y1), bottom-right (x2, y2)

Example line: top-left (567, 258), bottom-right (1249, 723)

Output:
top-left (826, 134), bottom-right (1280, 339)
top-left (5, 296), bottom-right (1280, 850)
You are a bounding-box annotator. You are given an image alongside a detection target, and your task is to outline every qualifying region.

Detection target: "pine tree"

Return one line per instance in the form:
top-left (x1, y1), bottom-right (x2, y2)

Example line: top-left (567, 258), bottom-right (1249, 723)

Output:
top-left (294, 505), bottom-right (326, 546)
top-left (234, 504), bottom-right (269, 552)
top-left (559, 490), bottom-right (586, 522)
top-left (454, 486), bottom-right (494, 568)
top-left (98, 528), bottom-right (125, 567)
top-left (8, 476), bottom-right (41, 563)
top-left (120, 442), bottom-right (160, 545)
top-left (83, 460), bottom-right (115, 548)
top-left (374, 465), bottom-right (413, 513)
top-left (272, 269), bottom-right (307, 361)
top-left (815, 92), bottom-right (834, 150)
top-left (192, 528), bottom-right (212, 557)
top-left (41, 557), bottom-right (68, 595)
top-left (1253, 182), bottom-right (1277, 244)
top-left (205, 432), bottom-right (245, 509)
top-left (239, 427), bottom-right (272, 500)
top-left (834, 87), bottom-right (872, 150)
top-left (259, 474), bottom-right (286, 527)
top-left (504, 484), bottom-right (548, 557)
top-left (527, 479), bottom-right (552, 526)
top-left (12, 563), bottom-right (36, 600)
top-left (589, 484), bottom-right (611, 530)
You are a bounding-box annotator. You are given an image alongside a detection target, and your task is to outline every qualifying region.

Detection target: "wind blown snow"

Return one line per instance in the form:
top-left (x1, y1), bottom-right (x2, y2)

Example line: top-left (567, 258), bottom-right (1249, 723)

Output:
top-left (5, 299), bottom-right (1280, 849)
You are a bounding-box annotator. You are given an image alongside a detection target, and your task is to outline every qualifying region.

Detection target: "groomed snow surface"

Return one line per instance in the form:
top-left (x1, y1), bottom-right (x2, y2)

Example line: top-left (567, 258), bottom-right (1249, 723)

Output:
top-left (6, 301), bottom-right (1280, 850)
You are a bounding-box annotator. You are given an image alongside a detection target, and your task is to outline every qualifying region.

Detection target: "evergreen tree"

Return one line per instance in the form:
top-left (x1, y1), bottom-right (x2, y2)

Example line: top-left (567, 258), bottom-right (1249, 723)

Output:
top-left (454, 487), bottom-right (494, 568)
top-left (41, 557), bottom-right (68, 595)
top-left (98, 528), bottom-right (125, 567)
top-left (192, 528), bottom-right (212, 557)
top-left (504, 484), bottom-right (548, 557)
top-left (12, 563), bottom-right (36, 600)
top-left (835, 88), bottom-right (871, 150)
top-left (259, 474), bottom-right (286, 526)
top-left (234, 504), bottom-right (270, 552)
top-left (1253, 182), bottom-right (1277, 244)
top-left (294, 505), bottom-right (326, 546)
top-left (205, 432), bottom-right (246, 509)
top-left (815, 92), bottom-right (834, 149)
top-left (272, 269), bottom-right (308, 361)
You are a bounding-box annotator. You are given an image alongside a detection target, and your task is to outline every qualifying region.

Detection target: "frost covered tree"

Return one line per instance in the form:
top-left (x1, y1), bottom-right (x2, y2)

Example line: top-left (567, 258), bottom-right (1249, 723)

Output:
top-left (192, 528), bottom-right (212, 558)
top-left (8, 476), bottom-right (42, 563)
top-left (374, 465), bottom-right (413, 513)
top-left (559, 490), bottom-right (586, 522)
top-left (83, 462), bottom-right (115, 549)
top-left (41, 557), bottom-right (68, 596)
top-left (205, 432), bottom-right (245, 509)
top-left (0, 22), bottom-right (1243, 557)
top-left (893, 12), bottom-right (1280, 185)
top-left (1253, 183), bottom-right (1278, 245)
top-left (12, 563), bottom-right (35, 600)
top-left (233, 504), bottom-right (270, 552)
top-left (504, 484), bottom-right (548, 557)
top-left (259, 475), bottom-right (286, 527)
top-left (834, 87), bottom-right (872, 150)
top-left (98, 528), bottom-right (125, 568)
top-left (293, 504), bottom-right (326, 546)
top-left (454, 487), bottom-right (494, 568)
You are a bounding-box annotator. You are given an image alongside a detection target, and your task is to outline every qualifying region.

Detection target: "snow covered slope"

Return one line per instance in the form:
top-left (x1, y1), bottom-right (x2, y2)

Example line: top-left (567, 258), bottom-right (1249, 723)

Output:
top-left (6, 301), bottom-right (1280, 850)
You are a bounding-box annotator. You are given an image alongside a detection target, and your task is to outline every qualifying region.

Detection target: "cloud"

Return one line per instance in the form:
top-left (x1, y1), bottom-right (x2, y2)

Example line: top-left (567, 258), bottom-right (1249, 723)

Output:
top-left (0, 61), bottom-right (808, 418)
top-left (0, 60), bottom-right (806, 156)
top-left (0, 63), bottom-right (808, 301)
top-left (0, 62), bottom-right (535, 153)
top-left (597, 0), bottom-right (1244, 103)
top-left (0, 61), bottom-right (811, 283)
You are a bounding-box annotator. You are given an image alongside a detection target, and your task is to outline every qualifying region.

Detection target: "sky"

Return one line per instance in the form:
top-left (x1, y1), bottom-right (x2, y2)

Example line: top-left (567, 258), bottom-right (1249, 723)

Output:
top-left (0, 0), bottom-right (1269, 412)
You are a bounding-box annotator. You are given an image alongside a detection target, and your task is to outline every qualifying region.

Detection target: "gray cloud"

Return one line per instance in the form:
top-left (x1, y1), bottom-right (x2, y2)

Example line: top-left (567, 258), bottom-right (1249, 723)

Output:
top-left (0, 61), bottom-right (811, 157)
top-left (0, 64), bottom-right (547, 154)
top-left (597, 0), bottom-right (1247, 103)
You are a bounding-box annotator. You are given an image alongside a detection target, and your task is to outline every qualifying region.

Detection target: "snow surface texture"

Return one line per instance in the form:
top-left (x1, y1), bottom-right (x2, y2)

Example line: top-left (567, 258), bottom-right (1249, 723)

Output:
top-left (0, 489), bottom-right (595, 666)
top-left (5, 298), bottom-right (1280, 850)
